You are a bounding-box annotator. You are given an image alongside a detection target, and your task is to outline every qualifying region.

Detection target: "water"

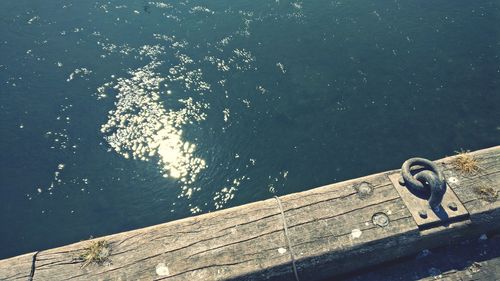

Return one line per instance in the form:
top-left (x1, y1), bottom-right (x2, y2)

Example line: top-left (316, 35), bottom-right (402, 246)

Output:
top-left (1, 0), bottom-right (499, 259)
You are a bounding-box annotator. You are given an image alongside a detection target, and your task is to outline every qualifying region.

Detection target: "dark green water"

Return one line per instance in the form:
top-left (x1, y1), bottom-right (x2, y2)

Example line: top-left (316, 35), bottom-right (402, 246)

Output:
top-left (0, 0), bottom-right (499, 259)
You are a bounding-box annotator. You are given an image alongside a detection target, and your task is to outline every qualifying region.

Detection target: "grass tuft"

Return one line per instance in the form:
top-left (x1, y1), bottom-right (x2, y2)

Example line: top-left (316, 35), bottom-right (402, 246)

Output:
top-left (473, 184), bottom-right (498, 203)
top-left (451, 150), bottom-right (481, 174)
top-left (79, 240), bottom-right (110, 268)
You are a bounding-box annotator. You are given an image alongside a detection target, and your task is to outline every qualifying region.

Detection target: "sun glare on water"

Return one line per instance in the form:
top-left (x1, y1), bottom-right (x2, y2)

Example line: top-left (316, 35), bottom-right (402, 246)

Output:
top-left (100, 57), bottom-right (207, 191)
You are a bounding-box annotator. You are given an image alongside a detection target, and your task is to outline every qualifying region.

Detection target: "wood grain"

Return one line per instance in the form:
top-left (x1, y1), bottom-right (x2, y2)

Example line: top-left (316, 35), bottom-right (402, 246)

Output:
top-left (1, 146), bottom-right (498, 281)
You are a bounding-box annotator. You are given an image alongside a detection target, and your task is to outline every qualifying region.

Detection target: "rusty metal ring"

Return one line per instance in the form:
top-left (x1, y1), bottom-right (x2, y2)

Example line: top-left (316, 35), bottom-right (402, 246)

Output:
top-left (401, 158), bottom-right (446, 210)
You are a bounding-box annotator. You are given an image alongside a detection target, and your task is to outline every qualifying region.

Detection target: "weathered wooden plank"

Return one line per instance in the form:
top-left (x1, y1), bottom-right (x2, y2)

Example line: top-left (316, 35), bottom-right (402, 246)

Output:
top-left (0, 146), bottom-right (498, 281)
top-left (345, 232), bottom-right (500, 281)
top-left (0, 252), bottom-right (35, 281)
top-left (421, 256), bottom-right (500, 281)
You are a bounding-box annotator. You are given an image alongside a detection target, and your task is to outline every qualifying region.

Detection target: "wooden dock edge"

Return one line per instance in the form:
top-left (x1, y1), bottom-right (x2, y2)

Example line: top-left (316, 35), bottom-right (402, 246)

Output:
top-left (1, 146), bottom-right (499, 281)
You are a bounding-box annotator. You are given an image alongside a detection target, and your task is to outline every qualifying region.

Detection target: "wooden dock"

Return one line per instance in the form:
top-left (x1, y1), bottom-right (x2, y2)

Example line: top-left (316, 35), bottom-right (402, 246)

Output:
top-left (1, 146), bottom-right (499, 281)
top-left (346, 231), bottom-right (500, 281)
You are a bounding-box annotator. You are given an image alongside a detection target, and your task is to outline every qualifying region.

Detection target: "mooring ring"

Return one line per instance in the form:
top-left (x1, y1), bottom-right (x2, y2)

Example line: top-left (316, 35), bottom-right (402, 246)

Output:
top-left (401, 157), bottom-right (446, 210)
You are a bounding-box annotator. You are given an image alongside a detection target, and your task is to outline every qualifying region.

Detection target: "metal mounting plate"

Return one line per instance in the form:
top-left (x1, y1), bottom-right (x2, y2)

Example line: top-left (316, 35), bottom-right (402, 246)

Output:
top-left (388, 173), bottom-right (469, 229)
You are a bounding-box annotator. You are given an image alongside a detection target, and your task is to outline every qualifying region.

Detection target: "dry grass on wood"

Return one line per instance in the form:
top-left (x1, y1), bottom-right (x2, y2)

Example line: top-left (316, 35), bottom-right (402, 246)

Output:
top-left (79, 240), bottom-right (111, 268)
top-left (451, 150), bottom-right (481, 175)
top-left (473, 184), bottom-right (498, 203)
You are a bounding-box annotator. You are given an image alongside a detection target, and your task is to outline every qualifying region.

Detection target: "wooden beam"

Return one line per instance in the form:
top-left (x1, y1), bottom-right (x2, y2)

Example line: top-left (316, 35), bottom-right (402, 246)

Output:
top-left (0, 146), bottom-right (498, 281)
top-left (344, 232), bottom-right (500, 281)
top-left (420, 256), bottom-right (500, 281)
top-left (0, 252), bottom-right (36, 281)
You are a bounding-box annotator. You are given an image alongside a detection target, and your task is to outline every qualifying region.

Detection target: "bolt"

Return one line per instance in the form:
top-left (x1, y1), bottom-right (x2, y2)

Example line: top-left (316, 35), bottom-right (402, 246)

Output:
top-left (448, 202), bottom-right (458, 211)
top-left (372, 212), bottom-right (390, 227)
top-left (419, 210), bottom-right (428, 219)
top-left (356, 182), bottom-right (373, 199)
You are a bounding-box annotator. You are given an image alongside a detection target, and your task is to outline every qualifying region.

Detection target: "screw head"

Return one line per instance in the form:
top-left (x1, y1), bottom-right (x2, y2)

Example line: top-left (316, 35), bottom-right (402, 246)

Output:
top-left (419, 210), bottom-right (428, 219)
top-left (372, 212), bottom-right (390, 227)
top-left (356, 182), bottom-right (373, 199)
top-left (448, 202), bottom-right (458, 211)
